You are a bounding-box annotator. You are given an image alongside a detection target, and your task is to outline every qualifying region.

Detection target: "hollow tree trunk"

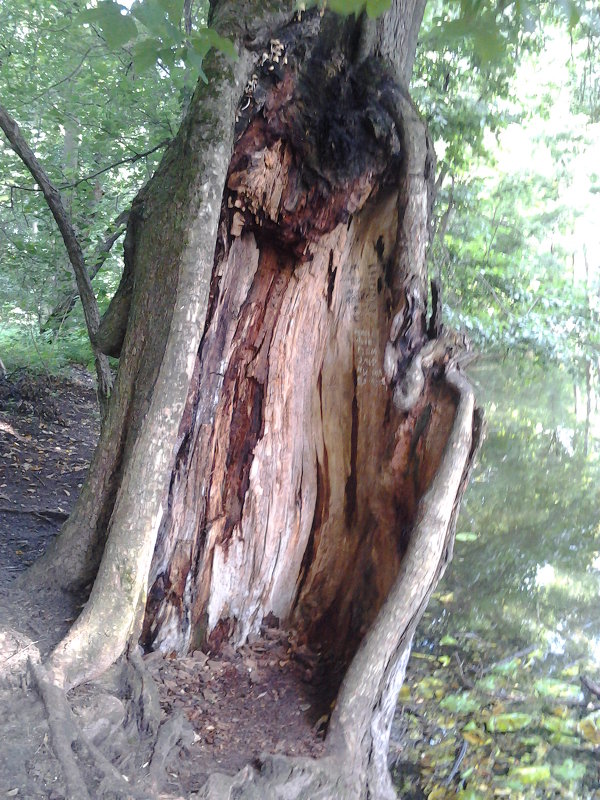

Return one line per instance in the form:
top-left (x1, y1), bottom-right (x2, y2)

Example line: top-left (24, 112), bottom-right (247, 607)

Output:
top-left (28, 2), bottom-right (482, 797)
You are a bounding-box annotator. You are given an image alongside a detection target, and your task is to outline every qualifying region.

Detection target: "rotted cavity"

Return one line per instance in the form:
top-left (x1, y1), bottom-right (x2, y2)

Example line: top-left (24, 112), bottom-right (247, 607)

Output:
top-left (225, 27), bottom-right (404, 255)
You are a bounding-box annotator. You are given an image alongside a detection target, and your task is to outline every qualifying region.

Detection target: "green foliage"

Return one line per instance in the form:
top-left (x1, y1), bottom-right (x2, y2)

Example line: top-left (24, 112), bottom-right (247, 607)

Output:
top-left (77, 2), bottom-right (139, 48)
top-left (301, 0), bottom-right (391, 18)
top-left (0, 324), bottom-right (94, 374)
top-left (1, 0), bottom-right (598, 381)
top-left (74, 0), bottom-right (236, 82)
top-left (0, 0), bottom-right (211, 369)
top-left (396, 358), bottom-right (600, 797)
top-left (415, 5), bottom-right (600, 377)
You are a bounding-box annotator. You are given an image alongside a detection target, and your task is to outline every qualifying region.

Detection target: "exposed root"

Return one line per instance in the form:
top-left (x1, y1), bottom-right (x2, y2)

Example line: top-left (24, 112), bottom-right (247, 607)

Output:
top-left (29, 661), bottom-right (92, 800)
top-left (29, 651), bottom-right (192, 799)
top-left (126, 647), bottom-right (195, 794)
top-left (195, 753), bottom-right (356, 800)
top-left (147, 713), bottom-right (189, 793)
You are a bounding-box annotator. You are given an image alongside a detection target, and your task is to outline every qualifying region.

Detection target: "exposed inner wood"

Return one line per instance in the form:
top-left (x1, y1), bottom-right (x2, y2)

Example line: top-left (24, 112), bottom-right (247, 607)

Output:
top-left (142, 50), bottom-right (455, 711)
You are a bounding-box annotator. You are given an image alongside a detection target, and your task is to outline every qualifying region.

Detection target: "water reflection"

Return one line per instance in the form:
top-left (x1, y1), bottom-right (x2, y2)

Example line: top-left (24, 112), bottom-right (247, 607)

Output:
top-left (417, 356), bottom-right (600, 670)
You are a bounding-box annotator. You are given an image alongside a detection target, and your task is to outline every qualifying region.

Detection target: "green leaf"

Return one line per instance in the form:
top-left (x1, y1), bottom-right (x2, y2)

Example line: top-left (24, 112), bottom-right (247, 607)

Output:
top-left (183, 45), bottom-right (208, 82)
top-left (476, 674), bottom-right (500, 693)
top-left (577, 710), bottom-right (600, 744)
top-left (540, 714), bottom-right (576, 736)
top-left (440, 634), bottom-right (458, 646)
top-left (440, 691), bottom-right (480, 714)
top-left (456, 531), bottom-right (478, 542)
top-left (157, 46), bottom-right (177, 69)
top-left (131, 38), bottom-right (161, 73)
top-left (457, 789), bottom-right (486, 800)
top-left (472, 27), bottom-right (505, 64)
top-left (201, 27), bottom-right (238, 61)
top-left (552, 757), bottom-right (586, 782)
top-left (76, 2), bottom-right (138, 48)
top-left (534, 678), bottom-right (581, 700)
top-left (486, 712), bottom-right (533, 732)
top-left (366, 0), bottom-right (391, 18)
top-left (131, 0), bottom-right (181, 44)
top-left (558, 0), bottom-right (581, 29)
top-left (157, 0), bottom-right (184, 26)
top-left (326, 0), bottom-right (366, 16)
top-left (508, 764), bottom-right (552, 787)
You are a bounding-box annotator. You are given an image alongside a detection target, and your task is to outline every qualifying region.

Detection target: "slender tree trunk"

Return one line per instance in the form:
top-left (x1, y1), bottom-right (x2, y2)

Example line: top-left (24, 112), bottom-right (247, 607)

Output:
top-left (41, 210), bottom-right (129, 334)
top-left (0, 105), bottom-right (113, 418)
top-left (24, 2), bottom-right (482, 797)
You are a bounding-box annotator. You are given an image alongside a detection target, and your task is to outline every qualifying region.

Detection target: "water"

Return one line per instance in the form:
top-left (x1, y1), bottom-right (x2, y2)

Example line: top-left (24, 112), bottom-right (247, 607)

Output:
top-left (393, 357), bottom-right (600, 798)
top-left (419, 356), bottom-right (600, 671)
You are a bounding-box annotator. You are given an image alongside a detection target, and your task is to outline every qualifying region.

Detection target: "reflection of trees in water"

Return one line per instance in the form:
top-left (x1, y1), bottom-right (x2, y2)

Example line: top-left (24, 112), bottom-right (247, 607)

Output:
top-left (420, 357), bottom-right (600, 661)
top-left (573, 357), bottom-right (599, 457)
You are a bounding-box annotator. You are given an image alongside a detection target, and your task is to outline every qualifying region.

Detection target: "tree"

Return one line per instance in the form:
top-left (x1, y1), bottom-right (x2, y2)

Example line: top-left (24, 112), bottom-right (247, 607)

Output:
top-left (0, 104), bottom-right (115, 416)
top-left (13, 1), bottom-right (483, 797)
top-left (0, 0), bottom-right (180, 372)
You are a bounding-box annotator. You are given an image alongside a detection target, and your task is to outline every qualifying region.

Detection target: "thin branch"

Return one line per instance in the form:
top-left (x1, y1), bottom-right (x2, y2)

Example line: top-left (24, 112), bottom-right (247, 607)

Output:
top-left (3, 183), bottom-right (41, 193)
top-left (58, 140), bottom-right (171, 190)
top-left (27, 47), bottom-right (93, 103)
top-left (444, 740), bottom-right (468, 787)
top-left (3, 141), bottom-right (170, 194)
top-left (480, 644), bottom-right (537, 676)
top-left (42, 209), bottom-right (130, 332)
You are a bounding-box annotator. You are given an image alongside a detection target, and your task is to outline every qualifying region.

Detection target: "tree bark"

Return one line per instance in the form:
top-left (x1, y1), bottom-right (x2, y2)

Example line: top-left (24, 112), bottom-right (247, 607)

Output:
top-left (24, 3), bottom-right (482, 797)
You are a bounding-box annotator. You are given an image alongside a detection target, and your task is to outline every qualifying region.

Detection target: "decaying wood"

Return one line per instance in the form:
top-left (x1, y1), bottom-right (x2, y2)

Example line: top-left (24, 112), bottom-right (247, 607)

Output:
top-left (135, 15), bottom-right (481, 795)
top-left (190, 366), bottom-right (481, 799)
top-left (17, 4), bottom-right (483, 798)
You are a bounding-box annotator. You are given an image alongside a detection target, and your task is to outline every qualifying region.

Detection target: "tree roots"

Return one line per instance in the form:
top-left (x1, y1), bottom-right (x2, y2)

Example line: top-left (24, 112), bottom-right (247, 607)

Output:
top-left (28, 649), bottom-right (193, 799)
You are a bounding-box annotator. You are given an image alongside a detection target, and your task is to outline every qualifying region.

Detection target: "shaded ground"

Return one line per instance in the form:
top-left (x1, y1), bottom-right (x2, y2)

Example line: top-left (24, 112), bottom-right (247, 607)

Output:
top-left (0, 368), bottom-right (99, 585)
top-left (0, 372), bottom-right (326, 799)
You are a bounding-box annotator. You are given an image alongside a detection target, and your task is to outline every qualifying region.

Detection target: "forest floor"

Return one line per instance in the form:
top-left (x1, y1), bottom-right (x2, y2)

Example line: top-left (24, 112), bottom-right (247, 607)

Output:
top-left (0, 372), bottom-right (327, 799)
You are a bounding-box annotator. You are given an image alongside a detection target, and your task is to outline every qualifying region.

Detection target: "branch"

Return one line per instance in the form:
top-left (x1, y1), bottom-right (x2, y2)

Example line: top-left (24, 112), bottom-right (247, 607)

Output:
top-left (58, 140), bottom-right (171, 190)
top-left (42, 209), bottom-right (130, 333)
top-left (27, 47), bottom-right (93, 103)
top-left (3, 142), bottom-right (170, 194)
top-left (0, 104), bottom-right (113, 416)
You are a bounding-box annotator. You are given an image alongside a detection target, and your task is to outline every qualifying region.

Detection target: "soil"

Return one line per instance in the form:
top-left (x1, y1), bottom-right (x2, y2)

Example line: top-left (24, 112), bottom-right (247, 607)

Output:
top-left (0, 371), bottom-right (328, 799)
top-left (0, 368), bottom-right (99, 584)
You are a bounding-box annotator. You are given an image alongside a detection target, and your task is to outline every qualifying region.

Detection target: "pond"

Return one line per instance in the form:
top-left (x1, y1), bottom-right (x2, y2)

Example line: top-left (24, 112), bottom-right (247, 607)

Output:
top-left (393, 357), bottom-right (600, 799)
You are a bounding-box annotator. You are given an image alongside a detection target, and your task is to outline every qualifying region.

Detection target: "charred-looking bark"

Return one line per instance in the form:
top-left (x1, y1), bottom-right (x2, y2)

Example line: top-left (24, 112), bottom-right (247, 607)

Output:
top-left (22, 2), bottom-right (482, 798)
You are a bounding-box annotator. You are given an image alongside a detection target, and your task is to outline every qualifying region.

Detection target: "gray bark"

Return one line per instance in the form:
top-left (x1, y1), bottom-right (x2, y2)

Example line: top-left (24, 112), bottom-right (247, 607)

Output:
top-left (45, 43), bottom-right (254, 690)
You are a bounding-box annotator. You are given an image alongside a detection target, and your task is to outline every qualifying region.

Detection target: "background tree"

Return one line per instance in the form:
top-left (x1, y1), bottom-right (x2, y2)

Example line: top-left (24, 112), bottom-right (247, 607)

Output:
top-left (0, 0), bottom-right (180, 369)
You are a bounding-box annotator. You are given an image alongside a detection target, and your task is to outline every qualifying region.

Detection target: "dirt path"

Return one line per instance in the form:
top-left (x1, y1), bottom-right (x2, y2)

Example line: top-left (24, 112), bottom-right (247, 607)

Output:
top-left (0, 372), bottom-right (327, 799)
top-left (0, 369), bottom-right (99, 587)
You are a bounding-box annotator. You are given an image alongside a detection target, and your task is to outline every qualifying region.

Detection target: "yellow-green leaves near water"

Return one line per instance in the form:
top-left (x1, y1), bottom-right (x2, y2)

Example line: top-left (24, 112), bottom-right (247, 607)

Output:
top-left (393, 634), bottom-right (599, 798)
top-left (455, 532), bottom-right (479, 543)
top-left (577, 710), bottom-right (600, 745)
top-left (486, 712), bottom-right (533, 733)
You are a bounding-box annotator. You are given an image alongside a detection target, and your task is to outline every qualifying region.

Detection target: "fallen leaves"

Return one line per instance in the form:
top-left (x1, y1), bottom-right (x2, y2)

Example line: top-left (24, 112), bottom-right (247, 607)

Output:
top-left (393, 633), bottom-right (600, 798)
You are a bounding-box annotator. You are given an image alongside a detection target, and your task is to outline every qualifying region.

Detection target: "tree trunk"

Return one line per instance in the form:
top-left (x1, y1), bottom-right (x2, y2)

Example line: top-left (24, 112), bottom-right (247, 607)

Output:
top-left (25, 2), bottom-right (482, 797)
